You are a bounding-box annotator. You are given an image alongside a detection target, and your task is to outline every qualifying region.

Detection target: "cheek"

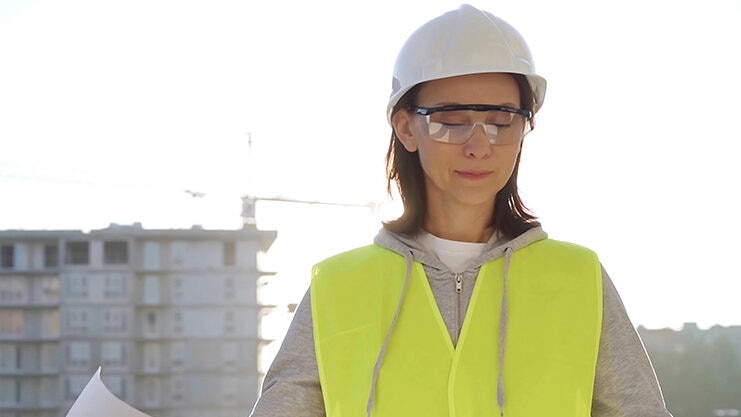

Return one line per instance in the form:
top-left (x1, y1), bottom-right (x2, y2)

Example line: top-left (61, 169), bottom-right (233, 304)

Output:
top-left (416, 144), bottom-right (449, 176)
top-left (495, 148), bottom-right (521, 177)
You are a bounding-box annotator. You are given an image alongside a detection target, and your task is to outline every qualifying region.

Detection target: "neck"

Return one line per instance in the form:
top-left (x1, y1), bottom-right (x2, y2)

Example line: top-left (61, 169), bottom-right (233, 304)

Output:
top-left (423, 203), bottom-right (495, 243)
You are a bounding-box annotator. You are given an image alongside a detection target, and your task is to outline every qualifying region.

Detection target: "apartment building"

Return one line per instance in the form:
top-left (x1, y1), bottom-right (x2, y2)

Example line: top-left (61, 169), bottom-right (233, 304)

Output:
top-left (0, 224), bottom-right (276, 417)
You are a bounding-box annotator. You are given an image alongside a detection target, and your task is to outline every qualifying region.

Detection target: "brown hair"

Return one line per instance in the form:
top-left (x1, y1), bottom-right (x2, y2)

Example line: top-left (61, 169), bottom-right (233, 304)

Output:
top-left (383, 73), bottom-right (540, 240)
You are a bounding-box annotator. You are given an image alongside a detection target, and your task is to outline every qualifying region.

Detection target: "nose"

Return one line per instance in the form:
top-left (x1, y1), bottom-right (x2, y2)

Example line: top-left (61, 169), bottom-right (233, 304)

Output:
top-left (463, 123), bottom-right (492, 158)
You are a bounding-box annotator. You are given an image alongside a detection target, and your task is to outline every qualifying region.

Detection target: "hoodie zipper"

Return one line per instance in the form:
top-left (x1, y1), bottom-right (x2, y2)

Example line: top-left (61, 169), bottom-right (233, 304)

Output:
top-left (454, 273), bottom-right (463, 338)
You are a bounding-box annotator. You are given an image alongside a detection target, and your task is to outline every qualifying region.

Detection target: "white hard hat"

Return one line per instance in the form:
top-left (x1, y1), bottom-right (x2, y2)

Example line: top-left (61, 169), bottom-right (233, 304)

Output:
top-left (387, 4), bottom-right (547, 123)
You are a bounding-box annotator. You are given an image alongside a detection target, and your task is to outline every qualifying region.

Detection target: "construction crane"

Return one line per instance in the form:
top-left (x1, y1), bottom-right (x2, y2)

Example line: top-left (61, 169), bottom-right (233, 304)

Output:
top-left (238, 132), bottom-right (381, 228)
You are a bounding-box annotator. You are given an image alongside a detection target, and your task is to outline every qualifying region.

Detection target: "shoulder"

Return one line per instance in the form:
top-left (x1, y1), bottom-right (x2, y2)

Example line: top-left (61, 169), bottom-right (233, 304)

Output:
top-left (314, 244), bottom-right (398, 269)
top-left (312, 245), bottom-right (406, 283)
top-left (509, 239), bottom-right (603, 292)
top-left (310, 245), bottom-right (409, 308)
top-left (526, 238), bottom-right (599, 262)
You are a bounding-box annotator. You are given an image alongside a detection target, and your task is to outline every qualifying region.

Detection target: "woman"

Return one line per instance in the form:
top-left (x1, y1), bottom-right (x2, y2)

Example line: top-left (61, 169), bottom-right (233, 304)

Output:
top-left (251, 5), bottom-right (672, 417)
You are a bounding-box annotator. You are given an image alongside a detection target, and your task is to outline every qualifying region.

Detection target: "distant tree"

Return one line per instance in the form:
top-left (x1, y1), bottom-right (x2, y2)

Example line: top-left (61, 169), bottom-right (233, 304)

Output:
top-left (643, 330), bottom-right (741, 417)
top-left (707, 336), bottom-right (741, 410)
top-left (645, 332), bottom-right (705, 416)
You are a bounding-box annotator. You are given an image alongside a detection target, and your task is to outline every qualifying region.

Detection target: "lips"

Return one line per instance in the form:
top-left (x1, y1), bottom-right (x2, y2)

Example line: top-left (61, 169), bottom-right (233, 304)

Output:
top-left (455, 170), bottom-right (492, 180)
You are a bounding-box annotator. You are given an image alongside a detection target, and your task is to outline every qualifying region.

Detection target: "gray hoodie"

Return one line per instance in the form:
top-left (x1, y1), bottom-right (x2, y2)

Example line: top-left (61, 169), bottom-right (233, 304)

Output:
top-left (250, 226), bottom-right (673, 417)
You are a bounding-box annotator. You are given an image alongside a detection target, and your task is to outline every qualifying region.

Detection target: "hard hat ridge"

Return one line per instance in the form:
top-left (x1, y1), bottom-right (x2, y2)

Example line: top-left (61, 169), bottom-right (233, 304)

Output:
top-left (387, 4), bottom-right (547, 123)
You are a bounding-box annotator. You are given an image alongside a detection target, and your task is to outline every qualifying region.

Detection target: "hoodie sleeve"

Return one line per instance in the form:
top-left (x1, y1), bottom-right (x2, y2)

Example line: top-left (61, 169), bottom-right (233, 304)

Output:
top-left (592, 266), bottom-right (674, 417)
top-left (249, 288), bottom-right (325, 417)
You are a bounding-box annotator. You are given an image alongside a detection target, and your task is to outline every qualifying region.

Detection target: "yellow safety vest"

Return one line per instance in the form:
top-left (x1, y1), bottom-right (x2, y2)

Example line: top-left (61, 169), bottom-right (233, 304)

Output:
top-left (311, 239), bottom-right (602, 417)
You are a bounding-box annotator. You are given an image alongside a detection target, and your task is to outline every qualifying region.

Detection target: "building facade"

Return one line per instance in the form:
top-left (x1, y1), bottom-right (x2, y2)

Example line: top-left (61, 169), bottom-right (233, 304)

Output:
top-left (0, 224), bottom-right (276, 417)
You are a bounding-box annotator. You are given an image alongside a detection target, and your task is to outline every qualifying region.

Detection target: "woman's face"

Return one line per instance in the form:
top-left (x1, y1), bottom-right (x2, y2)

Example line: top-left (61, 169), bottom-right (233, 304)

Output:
top-left (392, 72), bottom-right (525, 216)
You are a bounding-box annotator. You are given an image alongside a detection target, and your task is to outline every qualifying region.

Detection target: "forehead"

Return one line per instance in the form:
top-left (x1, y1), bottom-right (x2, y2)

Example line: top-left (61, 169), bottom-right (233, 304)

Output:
top-left (416, 73), bottom-right (521, 106)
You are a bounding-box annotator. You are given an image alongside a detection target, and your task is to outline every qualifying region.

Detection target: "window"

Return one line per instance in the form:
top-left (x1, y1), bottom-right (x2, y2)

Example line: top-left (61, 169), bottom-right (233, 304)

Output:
top-left (67, 341), bottom-right (91, 367)
top-left (171, 310), bottom-right (183, 334)
top-left (223, 241), bottom-right (236, 266)
top-left (44, 244), bottom-right (58, 268)
top-left (224, 277), bottom-right (236, 299)
top-left (171, 276), bottom-right (183, 300)
top-left (171, 377), bottom-right (185, 403)
top-left (1, 244), bottom-right (14, 268)
top-left (104, 273), bottom-right (126, 298)
top-left (41, 310), bottom-right (60, 338)
top-left (145, 311), bottom-right (158, 335)
top-left (65, 375), bottom-right (89, 401)
top-left (170, 342), bottom-right (185, 368)
top-left (66, 309), bottom-right (89, 334)
top-left (66, 274), bottom-right (88, 297)
top-left (102, 308), bottom-right (126, 333)
top-left (143, 343), bottom-right (160, 372)
top-left (223, 310), bottom-right (236, 334)
top-left (65, 241), bottom-right (89, 265)
top-left (0, 344), bottom-right (19, 370)
top-left (40, 277), bottom-right (60, 303)
top-left (171, 241), bottom-right (186, 265)
top-left (221, 342), bottom-right (237, 366)
top-left (0, 377), bottom-right (19, 404)
top-left (0, 310), bottom-right (23, 337)
top-left (143, 242), bottom-right (160, 269)
top-left (41, 343), bottom-right (58, 371)
top-left (42, 378), bottom-right (59, 402)
top-left (222, 377), bottom-right (238, 403)
top-left (143, 379), bottom-right (160, 406)
top-left (143, 275), bottom-right (159, 304)
top-left (0, 279), bottom-right (25, 303)
top-left (104, 241), bottom-right (129, 264)
top-left (104, 375), bottom-right (126, 399)
top-left (101, 341), bottom-right (125, 367)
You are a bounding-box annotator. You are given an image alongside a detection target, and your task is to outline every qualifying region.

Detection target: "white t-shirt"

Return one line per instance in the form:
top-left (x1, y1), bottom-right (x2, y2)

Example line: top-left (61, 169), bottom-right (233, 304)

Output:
top-left (418, 231), bottom-right (487, 273)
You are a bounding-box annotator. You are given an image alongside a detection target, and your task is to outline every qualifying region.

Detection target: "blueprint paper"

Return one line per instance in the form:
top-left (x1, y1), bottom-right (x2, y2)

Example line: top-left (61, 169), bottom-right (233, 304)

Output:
top-left (65, 367), bottom-right (153, 417)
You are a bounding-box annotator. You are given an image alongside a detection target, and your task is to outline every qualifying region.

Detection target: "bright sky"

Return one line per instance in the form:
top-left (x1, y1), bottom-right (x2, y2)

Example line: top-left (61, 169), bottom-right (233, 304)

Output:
top-left (1, 0), bottom-right (740, 333)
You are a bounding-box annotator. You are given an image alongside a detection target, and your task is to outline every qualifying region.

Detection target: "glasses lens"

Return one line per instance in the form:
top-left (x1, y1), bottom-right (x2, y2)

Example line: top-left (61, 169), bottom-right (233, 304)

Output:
top-left (424, 111), bottom-right (466, 143)
top-left (420, 110), bottom-right (524, 144)
top-left (488, 111), bottom-right (516, 126)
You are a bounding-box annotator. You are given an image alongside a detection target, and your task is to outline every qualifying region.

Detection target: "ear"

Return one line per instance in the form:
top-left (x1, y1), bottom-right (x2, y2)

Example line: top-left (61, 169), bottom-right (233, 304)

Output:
top-left (391, 110), bottom-right (419, 152)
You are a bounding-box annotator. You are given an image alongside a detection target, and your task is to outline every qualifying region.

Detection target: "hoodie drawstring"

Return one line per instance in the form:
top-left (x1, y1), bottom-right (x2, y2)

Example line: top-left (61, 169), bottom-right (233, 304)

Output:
top-left (365, 247), bottom-right (513, 417)
top-left (366, 250), bottom-right (414, 417)
top-left (497, 246), bottom-right (513, 416)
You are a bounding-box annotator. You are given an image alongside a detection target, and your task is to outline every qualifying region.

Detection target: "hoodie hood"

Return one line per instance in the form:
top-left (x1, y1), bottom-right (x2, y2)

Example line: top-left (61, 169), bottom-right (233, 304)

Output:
top-left (374, 226), bottom-right (548, 271)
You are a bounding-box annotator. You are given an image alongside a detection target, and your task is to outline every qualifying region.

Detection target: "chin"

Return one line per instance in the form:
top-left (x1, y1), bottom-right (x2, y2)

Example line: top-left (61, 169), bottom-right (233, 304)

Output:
top-left (454, 192), bottom-right (499, 208)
